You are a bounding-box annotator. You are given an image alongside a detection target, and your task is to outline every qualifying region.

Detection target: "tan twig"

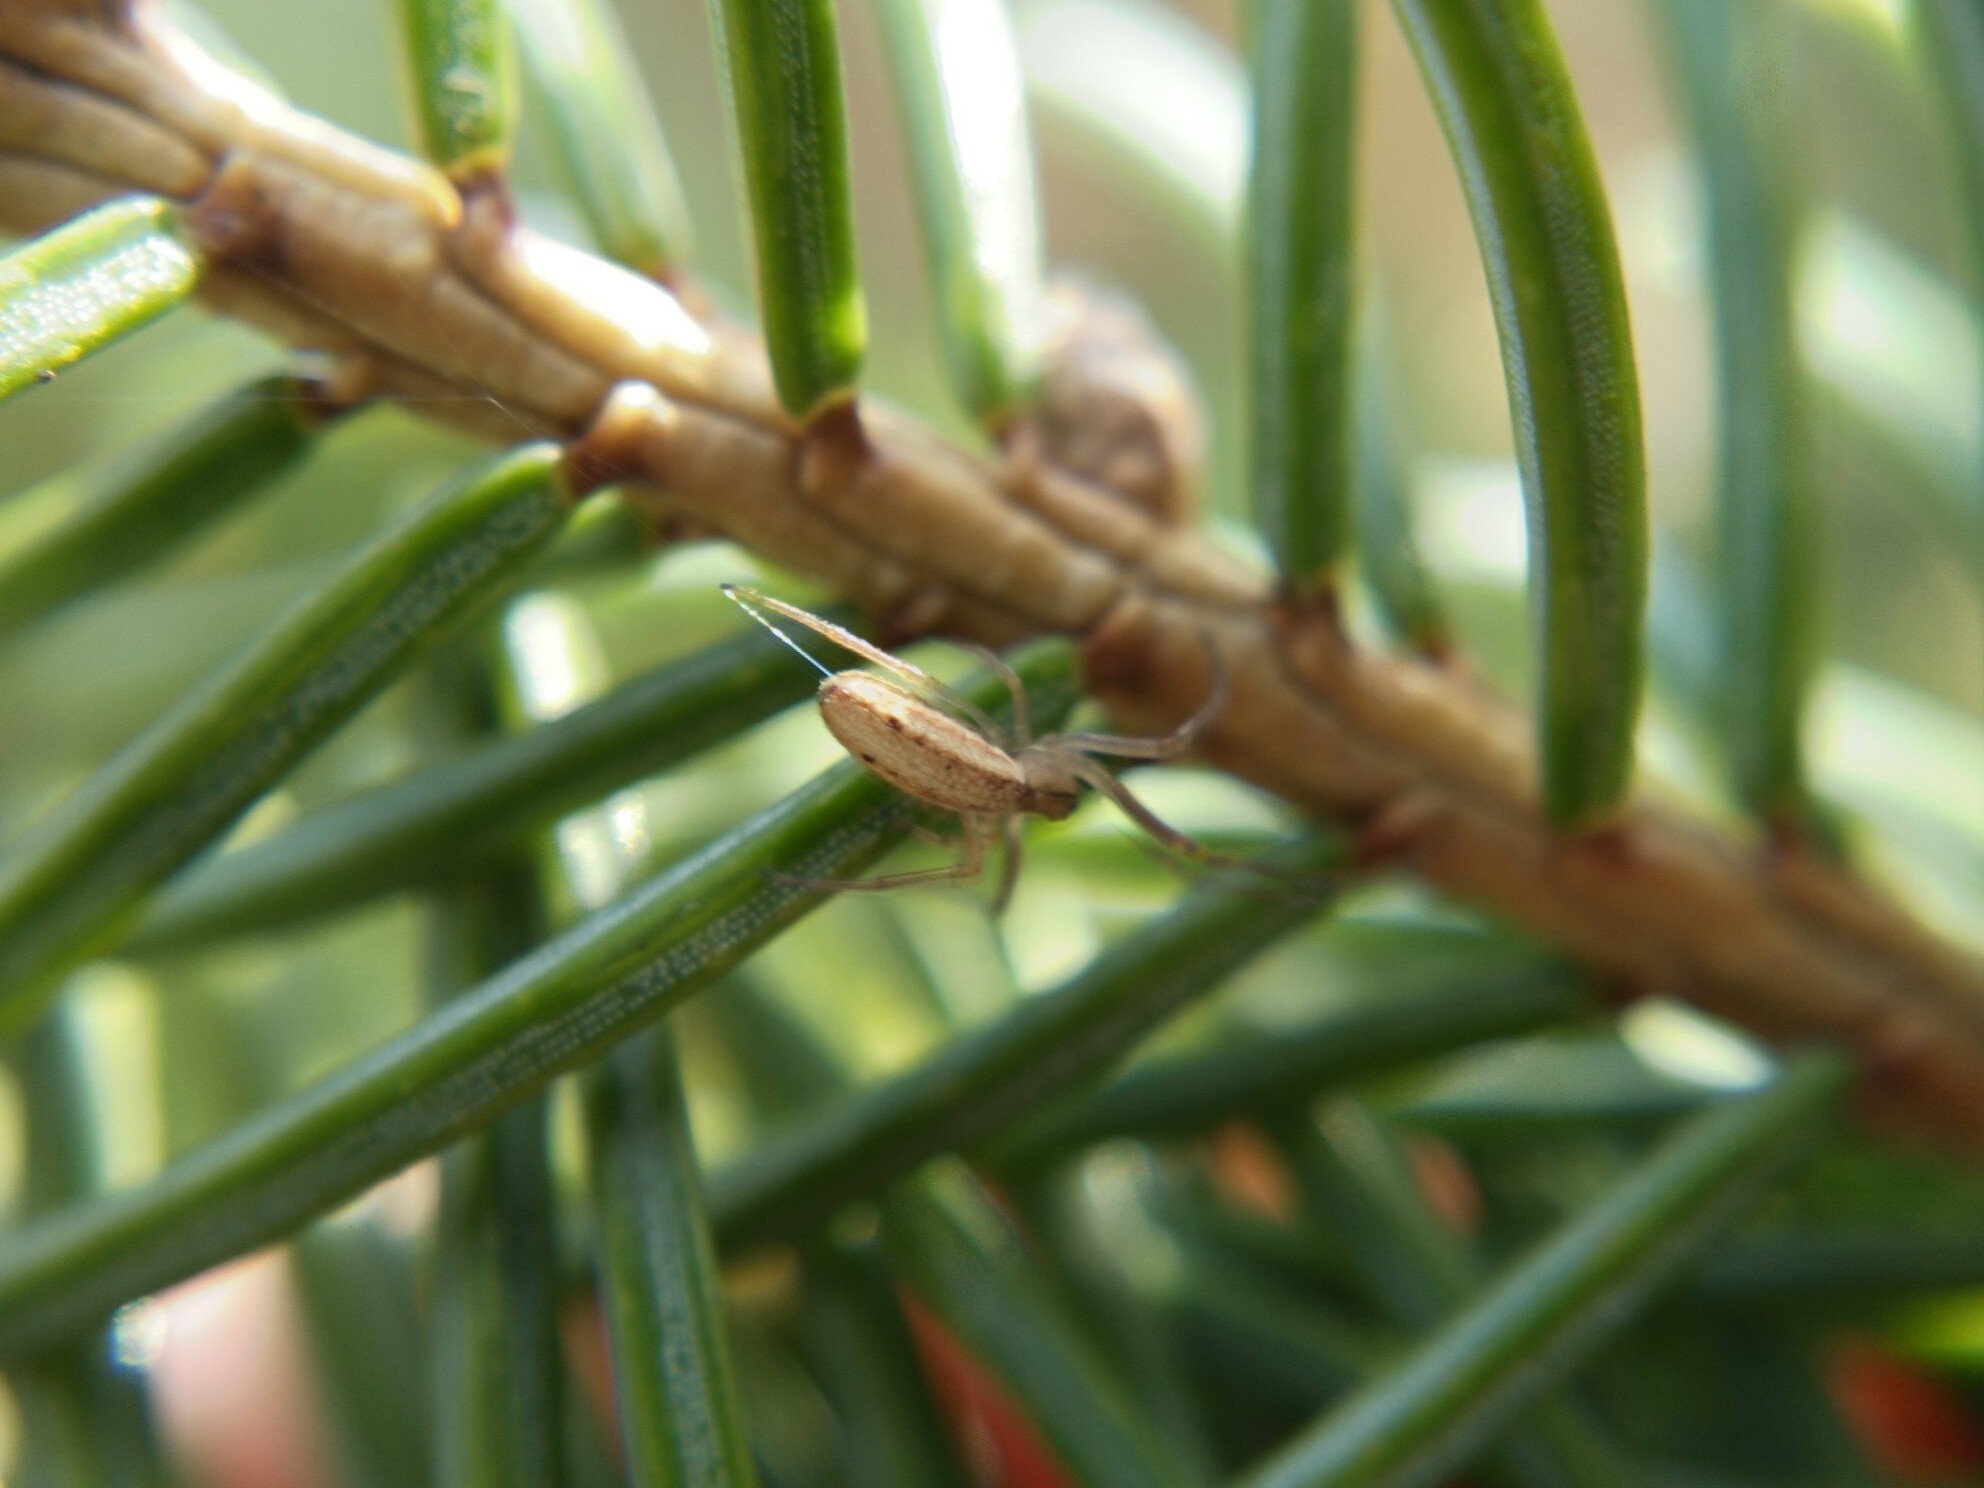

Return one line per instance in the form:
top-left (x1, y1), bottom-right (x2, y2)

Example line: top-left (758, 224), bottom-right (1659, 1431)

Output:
top-left (6, 0), bottom-right (1984, 1150)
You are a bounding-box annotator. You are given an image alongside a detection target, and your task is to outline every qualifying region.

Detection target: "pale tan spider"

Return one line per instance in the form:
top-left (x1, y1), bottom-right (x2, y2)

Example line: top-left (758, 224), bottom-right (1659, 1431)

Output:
top-left (722, 586), bottom-right (1231, 912)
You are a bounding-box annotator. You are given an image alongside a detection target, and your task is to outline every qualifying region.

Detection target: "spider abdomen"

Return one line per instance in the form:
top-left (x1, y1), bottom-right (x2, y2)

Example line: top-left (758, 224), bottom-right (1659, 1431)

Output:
top-left (819, 672), bottom-right (1032, 815)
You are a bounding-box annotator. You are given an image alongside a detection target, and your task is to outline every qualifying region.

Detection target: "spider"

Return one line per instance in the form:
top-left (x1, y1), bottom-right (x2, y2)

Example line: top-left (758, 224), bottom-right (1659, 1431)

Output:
top-left (721, 585), bottom-right (1231, 912)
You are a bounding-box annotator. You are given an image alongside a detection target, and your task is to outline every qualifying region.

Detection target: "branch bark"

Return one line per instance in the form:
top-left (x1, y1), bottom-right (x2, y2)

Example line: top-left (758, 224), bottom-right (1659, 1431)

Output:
top-left (6, 0), bottom-right (1984, 1150)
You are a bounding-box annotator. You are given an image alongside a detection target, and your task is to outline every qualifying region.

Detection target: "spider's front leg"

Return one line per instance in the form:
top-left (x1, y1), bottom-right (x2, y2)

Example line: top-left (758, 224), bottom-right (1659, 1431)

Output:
top-left (767, 812), bottom-right (993, 896)
top-left (1045, 633), bottom-right (1228, 763)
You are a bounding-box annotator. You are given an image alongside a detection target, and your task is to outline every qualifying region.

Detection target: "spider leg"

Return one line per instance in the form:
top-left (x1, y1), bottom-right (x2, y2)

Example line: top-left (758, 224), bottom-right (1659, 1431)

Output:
top-left (766, 811), bottom-right (988, 894)
top-left (1045, 635), bottom-right (1229, 762)
top-left (907, 818), bottom-right (963, 847)
top-left (724, 585), bottom-right (1004, 738)
top-left (1068, 756), bottom-right (1283, 873)
top-left (1121, 827), bottom-right (1341, 907)
top-left (959, 643), bottom-right (1030, 749)
top-left (990, 813), bottom-right (1024, 916)
top-left (1069, 757), bottom-right (1217, 858)
top-left (1071, 757), bottom-right (1343, 898)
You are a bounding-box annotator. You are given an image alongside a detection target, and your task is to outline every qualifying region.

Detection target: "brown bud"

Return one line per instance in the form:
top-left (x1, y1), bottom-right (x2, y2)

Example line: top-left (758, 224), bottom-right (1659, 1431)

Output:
top-left (1024, 274), bottom-right (1203, 524)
